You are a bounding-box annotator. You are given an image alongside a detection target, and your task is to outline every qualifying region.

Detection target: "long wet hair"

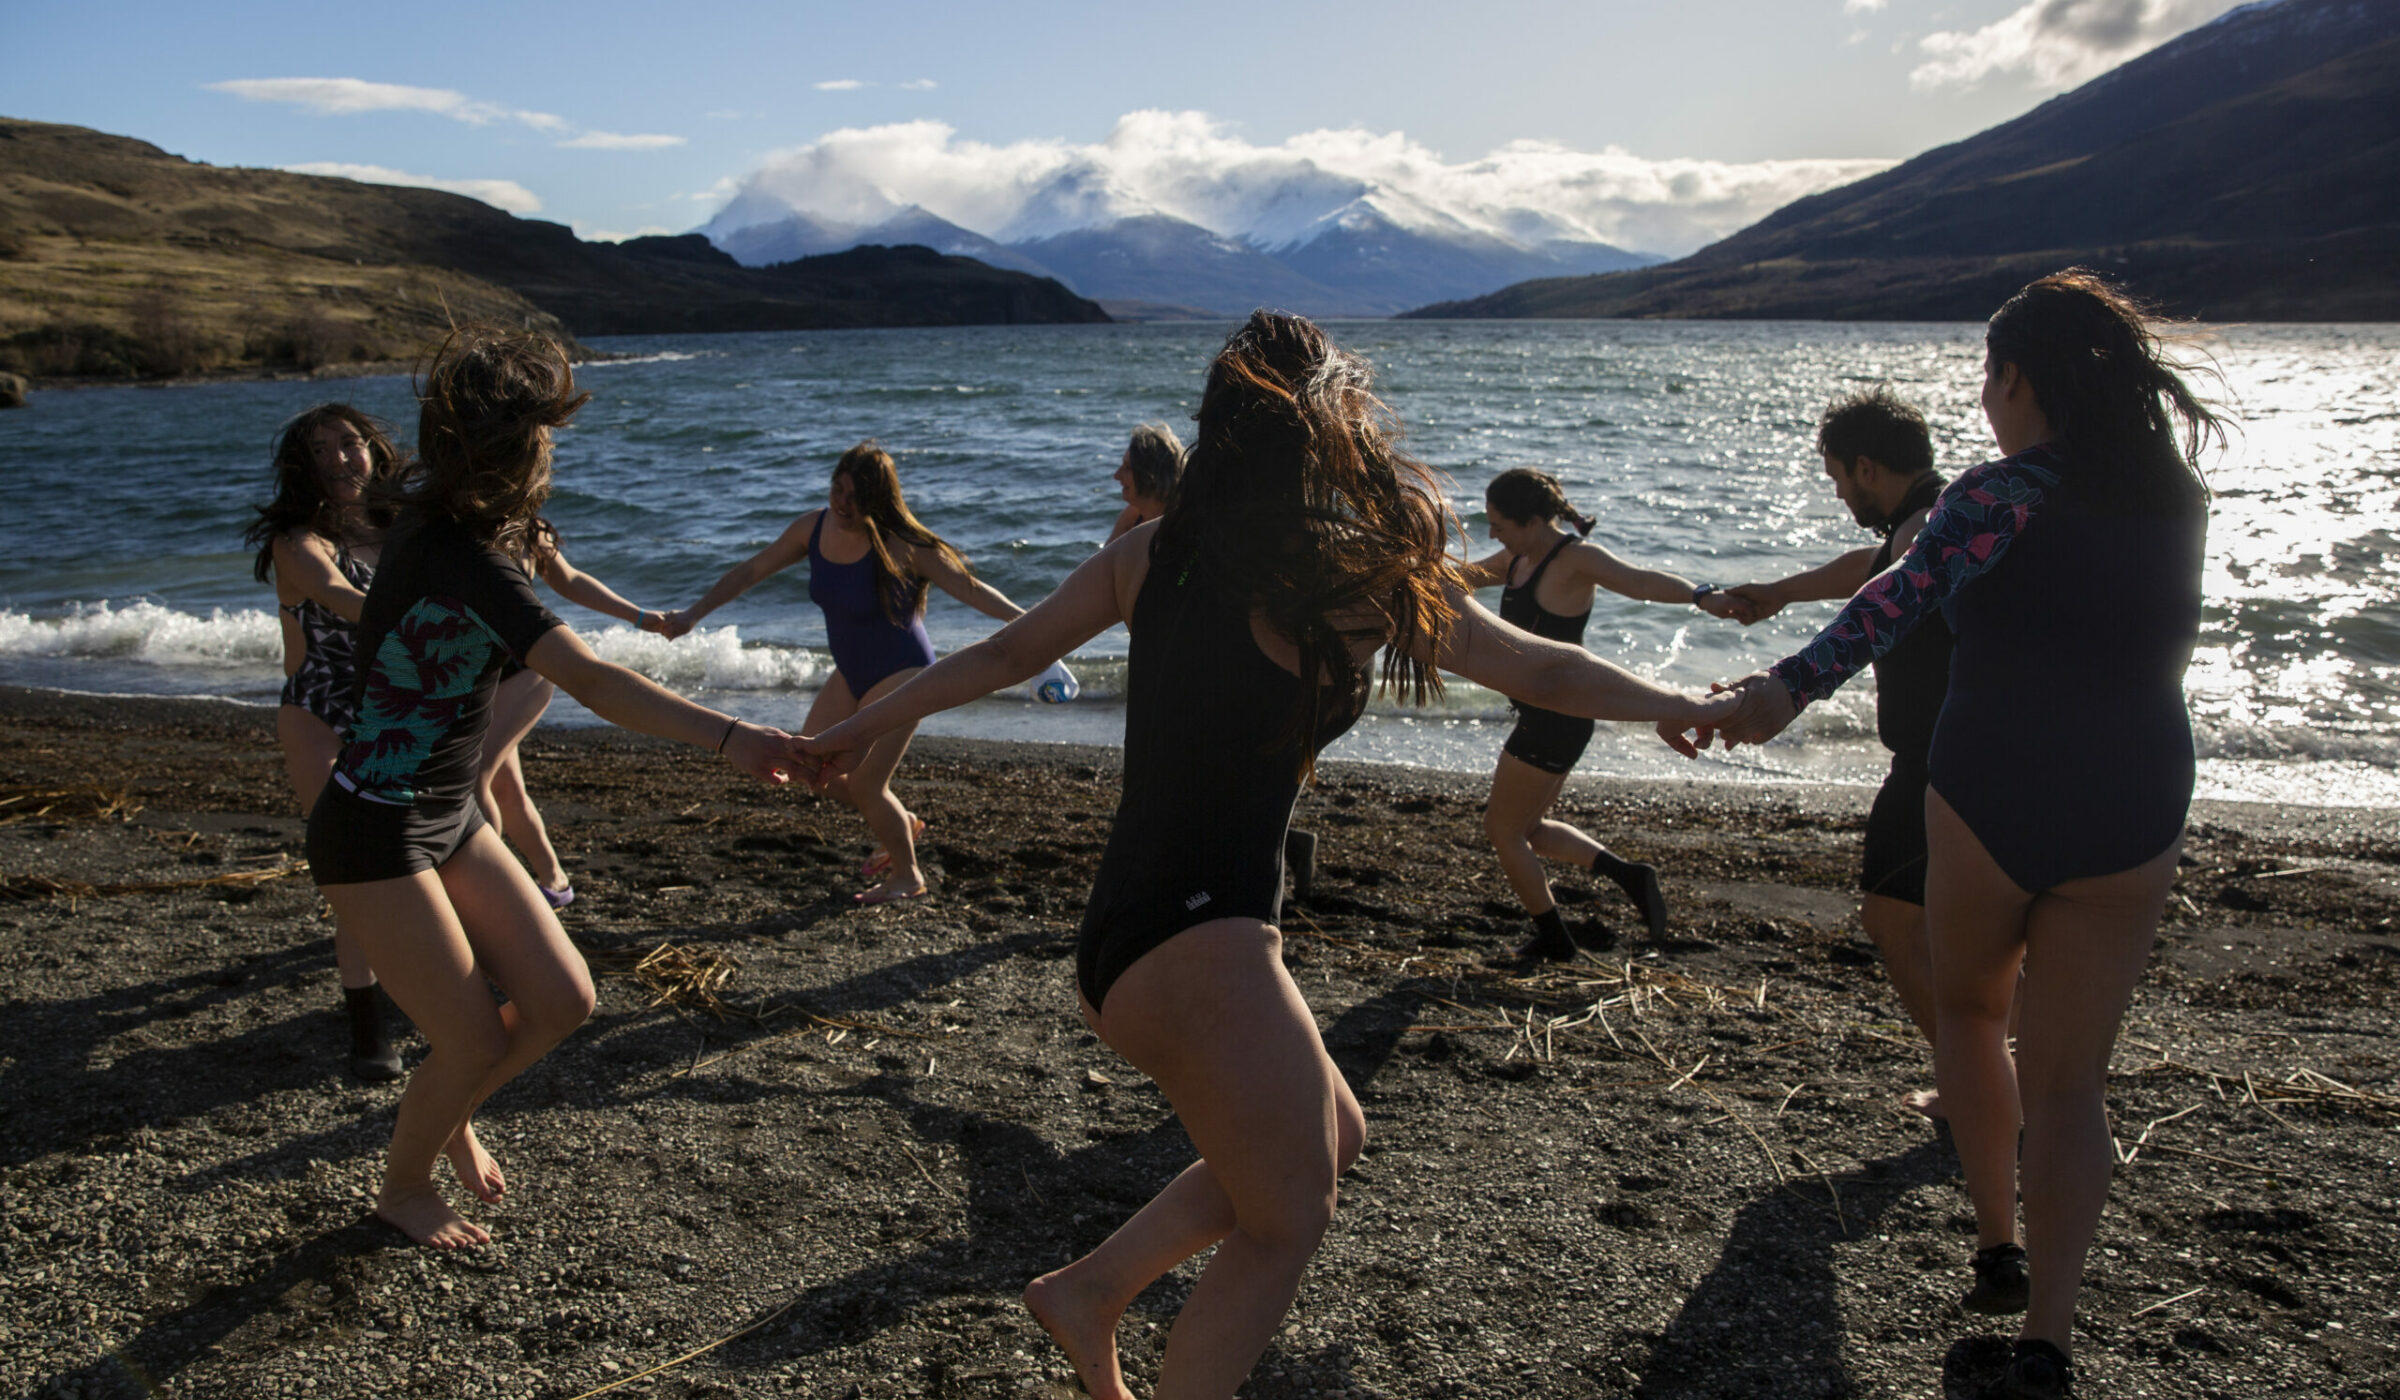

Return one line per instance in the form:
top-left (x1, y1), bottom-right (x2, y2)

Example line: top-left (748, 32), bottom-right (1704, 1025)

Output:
top-left (1156, 311), bottom-right (1459, 775)
top-left (377, 326), bottom-right (591, 555)
top-left (1485, 467), bottom-right (1594, 537)
top-left (245, 404), bottom-right (401, 583)
top-left (1984, 270), bottom-right (2220, 515)
top-left (834, 440), bottom-right (974, 625)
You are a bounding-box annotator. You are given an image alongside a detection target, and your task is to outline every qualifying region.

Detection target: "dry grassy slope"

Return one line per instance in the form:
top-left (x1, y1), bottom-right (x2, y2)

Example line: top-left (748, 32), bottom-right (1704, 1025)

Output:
top-left (0, 119), bottom-right (577, 377)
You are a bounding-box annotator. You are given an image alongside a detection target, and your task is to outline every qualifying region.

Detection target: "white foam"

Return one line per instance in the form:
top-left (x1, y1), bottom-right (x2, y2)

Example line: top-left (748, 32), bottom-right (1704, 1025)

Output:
top-left (0, 602), bottom-right (282, 671)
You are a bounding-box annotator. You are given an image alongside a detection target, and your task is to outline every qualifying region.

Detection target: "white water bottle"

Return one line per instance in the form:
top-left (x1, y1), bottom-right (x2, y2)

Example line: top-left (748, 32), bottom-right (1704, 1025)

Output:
top-left (1029, 659), bottom-right (1079, 703)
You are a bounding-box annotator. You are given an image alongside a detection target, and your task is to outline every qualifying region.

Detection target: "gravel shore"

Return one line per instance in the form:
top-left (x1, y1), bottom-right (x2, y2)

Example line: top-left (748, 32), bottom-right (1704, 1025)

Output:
top-left (2, 685), bottom-right (2394, 1399)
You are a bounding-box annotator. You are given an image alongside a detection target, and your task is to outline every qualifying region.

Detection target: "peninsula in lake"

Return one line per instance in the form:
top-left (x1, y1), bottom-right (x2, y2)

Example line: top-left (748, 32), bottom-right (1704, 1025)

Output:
top-left (0, 118), bottom-right (1108, 382)
top-left (1406, 0), bottom-right (2400, 323)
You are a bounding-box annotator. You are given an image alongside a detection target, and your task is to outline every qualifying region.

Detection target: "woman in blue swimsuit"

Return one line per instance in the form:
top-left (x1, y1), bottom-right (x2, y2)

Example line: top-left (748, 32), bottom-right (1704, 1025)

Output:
top-left (803, 313), bottom-right (1740, 1400)
top-left (246, 403), bottom-right (405, 1080)
top-left (664, 442), bottom-right (1024, 904)
top-left (1677, 271), bottom-right (2220, 1400)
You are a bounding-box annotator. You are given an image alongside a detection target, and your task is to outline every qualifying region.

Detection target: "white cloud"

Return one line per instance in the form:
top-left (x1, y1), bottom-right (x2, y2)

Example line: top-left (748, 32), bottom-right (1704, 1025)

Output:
top-left (1910, 0), bottom-right (2244, 90)
top-left (208, 77), bottom-right (565, 131)
top-left (815, 79), bottom-right (868, 91)
top-left (557, 130), bottom-right (688, 150)
top-left (581, 225), bottom-right (677, 242)
top-left (714, 112), bottom-right (1895, 258)
top-left (900, 79), bottom-right (938, 91)
top-left (1843, 0), bottom-right (1887, 11)
top-left (280, 162), bottom-right (542, 215)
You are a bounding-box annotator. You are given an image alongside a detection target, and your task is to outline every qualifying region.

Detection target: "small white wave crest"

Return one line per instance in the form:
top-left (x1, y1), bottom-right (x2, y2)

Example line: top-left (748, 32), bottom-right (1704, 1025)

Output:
top-left (0, 602), bottom-right (282, 670)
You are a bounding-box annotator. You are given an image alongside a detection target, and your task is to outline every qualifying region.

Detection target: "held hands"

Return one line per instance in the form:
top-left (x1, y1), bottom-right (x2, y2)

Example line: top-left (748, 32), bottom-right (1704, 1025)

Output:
top-left (654, 608), bottom-right (697, 641)
top-left (719, 721), bottom-right (808, 785)
top-left (1654, 671), bottom-right (1800, 755)
top-left (794, 720), bottom-right (869, 792)
top-left (1722, 583), bottom-right (1783, 625)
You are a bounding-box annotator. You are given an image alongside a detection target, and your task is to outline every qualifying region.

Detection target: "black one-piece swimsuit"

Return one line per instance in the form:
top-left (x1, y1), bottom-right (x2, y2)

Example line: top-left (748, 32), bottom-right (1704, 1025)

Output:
top-left (1076, 548), bottom-right (1363, 1010)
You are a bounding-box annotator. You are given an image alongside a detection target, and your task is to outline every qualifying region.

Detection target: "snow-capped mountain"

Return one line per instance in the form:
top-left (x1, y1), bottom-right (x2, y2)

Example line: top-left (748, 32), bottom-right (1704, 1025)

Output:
top-left (699, 160), bottom-right (1660, 317)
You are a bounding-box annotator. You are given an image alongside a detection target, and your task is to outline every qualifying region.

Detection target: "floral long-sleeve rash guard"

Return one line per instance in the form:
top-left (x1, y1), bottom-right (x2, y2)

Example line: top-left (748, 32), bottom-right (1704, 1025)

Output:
top-left (1769, 447), bottom-right (2063, 708)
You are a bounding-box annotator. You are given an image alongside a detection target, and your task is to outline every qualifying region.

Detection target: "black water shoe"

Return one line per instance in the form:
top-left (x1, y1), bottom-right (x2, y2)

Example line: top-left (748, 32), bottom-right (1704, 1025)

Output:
top-left (1991, 1338), bottom-right (2072, 1399)
top-left (1962, 1241), bottom-right (2030, 1315)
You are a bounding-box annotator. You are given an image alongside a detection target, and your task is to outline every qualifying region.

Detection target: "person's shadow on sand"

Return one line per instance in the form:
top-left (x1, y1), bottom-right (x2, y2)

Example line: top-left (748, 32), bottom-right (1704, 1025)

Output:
top-left (1633, 1135), bottom-right (1956, 1399)
top-left (696, 981), bottom-right (1431, 1392)
top-left (0, 937), bottom-right (342, 1170)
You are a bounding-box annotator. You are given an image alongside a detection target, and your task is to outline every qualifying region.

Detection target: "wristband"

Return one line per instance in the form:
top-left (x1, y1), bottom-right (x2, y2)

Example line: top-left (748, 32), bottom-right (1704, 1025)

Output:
top-left (716, 716), bottom-right (739, 753)
top-left (1692, 584), bottom-right (1718, 605)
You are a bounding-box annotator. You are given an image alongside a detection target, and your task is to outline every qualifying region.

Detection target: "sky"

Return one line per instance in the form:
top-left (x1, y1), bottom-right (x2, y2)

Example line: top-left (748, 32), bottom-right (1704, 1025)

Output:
top-left (3, 0), bottom-right (2251, 255)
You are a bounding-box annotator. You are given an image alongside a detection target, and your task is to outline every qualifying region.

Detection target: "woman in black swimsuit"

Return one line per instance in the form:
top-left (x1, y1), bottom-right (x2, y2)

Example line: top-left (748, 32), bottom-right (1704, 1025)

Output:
top-left (310, 328), bottom-right (799, 1250)
top-left (1459, 469), bottom-right (1737, 959)
top-left (804, 313), bottom-right (1739, 1399)
top-left (1687, 272), bottom-right (2221, 1399)
top-left (245, 404), bottom-right (405, 1080)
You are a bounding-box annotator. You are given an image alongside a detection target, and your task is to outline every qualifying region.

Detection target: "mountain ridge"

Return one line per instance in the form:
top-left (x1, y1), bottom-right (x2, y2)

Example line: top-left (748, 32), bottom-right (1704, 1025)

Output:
top-left (1401, 0), bottom-right (2399, 322)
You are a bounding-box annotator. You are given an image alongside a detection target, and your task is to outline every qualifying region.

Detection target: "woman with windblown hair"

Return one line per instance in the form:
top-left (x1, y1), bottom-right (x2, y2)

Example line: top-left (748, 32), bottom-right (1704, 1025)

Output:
top-left (804, 312), bottom-right (1739, 1399)
top-left (662, 440), bottom-right (1025, 905)
top-left (245, 403), bottom-right (406, 1080)
top-left (309, 328), bottom-right (799, 1249)
top-left (1681, 270), bottom-right (2221, 1399)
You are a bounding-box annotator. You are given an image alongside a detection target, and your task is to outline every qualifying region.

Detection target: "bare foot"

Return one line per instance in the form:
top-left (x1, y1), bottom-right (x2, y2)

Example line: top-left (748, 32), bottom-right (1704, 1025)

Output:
top-left (375, 1185), bottom-right (489, 1250)
top-left (445, 1123), bottom-right (506, 1203)
top-left (1903, 1088), bottom-right (1946, 1121)
top-left (1024, 1268), bottom-right (1133, 1400)
top-left (853, 877), bottom-right (931, 908)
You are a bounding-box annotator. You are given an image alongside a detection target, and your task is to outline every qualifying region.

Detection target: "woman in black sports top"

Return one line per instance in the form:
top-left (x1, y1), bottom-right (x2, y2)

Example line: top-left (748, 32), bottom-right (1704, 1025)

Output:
top-left (1458, 468), bottom-right (1738, 960)
top-left (803, 312), bottom-right (1740, 1400)
top-left (309, 328), bottom-right (801, 1251)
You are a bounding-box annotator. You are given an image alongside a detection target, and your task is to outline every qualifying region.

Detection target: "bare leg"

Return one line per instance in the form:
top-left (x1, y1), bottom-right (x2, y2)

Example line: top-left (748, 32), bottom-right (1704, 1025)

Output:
top-left (1025, 920), bottom-right (1366, 1400)
top-left (1925, 790), bottom-right (2034, 1259)
top-left (1483, 754), bottom-right (1568, 916)
top-left (800, 671), bottom-right (863, 813)
top-left (478, 672), bottom-right (566, 891)
top-left (848, 667), bottom-right (927, 901)
top-left (2012, 839), bottom-right (2178, 1355)
top-left (1862, 892), bottom-right (1945, 1116)
top-left (278, 706), bottom-right (376, 991)
top-left (323, 827), bottom-right (594, 1248)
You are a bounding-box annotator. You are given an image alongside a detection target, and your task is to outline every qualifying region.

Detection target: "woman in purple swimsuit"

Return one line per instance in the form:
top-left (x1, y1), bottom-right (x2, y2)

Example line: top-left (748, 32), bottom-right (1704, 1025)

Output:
top-left (664, 441), bottom-right (1024, 904)
top-left (1676, 271), bottom-right (2220, 1399)
top-left (245, 403), bottom-right (406, 1080)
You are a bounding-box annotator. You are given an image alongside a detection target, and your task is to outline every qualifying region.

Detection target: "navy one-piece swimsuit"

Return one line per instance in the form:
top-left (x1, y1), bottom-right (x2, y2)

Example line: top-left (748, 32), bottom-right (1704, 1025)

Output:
top-left (807, 514), bottom-right (936, 694)
top-left (1076, 546), bottom-right (1364, 1010)
top-left (1772, 445), bottom-right (2205, 892)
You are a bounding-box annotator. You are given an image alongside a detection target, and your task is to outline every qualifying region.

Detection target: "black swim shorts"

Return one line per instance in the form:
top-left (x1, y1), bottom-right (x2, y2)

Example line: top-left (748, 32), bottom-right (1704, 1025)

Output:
top-left (1502, 704), bottom-right (1595, 776)
top-left (307, 778), bottom-right (488, 886)
top-left (1861, 755), bottom-right (1929, 907)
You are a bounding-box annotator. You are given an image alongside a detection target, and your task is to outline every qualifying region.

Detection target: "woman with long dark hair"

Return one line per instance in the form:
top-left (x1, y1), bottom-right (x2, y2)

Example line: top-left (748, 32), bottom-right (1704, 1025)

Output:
top-left (662, 441), bottom-right (1024, 904)
top-left (310, 328), bottom-right (796, 1249)
top-left (1682, 270), bottom-right (2219, 1399)
top-left (245, 403), bottom-right (406, 1080)
top-left (803, 312), bottom-right (1739, 1399)
top-left (1459, 467), bottom-right (1737, 959)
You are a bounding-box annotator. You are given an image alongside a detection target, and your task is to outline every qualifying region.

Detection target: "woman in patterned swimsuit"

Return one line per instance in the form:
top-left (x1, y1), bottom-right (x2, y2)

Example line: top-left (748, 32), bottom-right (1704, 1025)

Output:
top-left (245, 403), bottom-right (405, 1080)
top-left (803, 313), bottom-right (1741, 1400)
top-left (310, 328), bottom-right (802, 1250)
top-left (662, 442), bottom-right (1025, 905)
top-left (1679, 271), bottom-right (2220, 1400)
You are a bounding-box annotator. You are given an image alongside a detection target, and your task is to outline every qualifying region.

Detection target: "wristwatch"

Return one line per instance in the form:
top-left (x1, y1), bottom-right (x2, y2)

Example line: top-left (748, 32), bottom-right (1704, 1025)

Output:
top-left (1692, 584), bottom-right (1718, 605)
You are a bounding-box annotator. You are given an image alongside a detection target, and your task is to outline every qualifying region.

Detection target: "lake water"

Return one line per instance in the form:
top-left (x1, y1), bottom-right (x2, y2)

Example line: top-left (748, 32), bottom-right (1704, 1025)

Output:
top-left (1, 320), bottom-right (2392, 806)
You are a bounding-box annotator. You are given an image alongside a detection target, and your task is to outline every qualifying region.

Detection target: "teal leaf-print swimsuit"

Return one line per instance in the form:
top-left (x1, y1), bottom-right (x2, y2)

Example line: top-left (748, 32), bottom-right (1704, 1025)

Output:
top-left (1769, 446), bottom-right (2205, 892)
top-left (306, 515), bottom-right (563, 885)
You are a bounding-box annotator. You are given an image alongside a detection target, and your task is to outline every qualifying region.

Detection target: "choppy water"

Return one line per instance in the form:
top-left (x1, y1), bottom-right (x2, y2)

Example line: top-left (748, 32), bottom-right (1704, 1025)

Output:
top-left (1, 321), bottom-right (2392, 805)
